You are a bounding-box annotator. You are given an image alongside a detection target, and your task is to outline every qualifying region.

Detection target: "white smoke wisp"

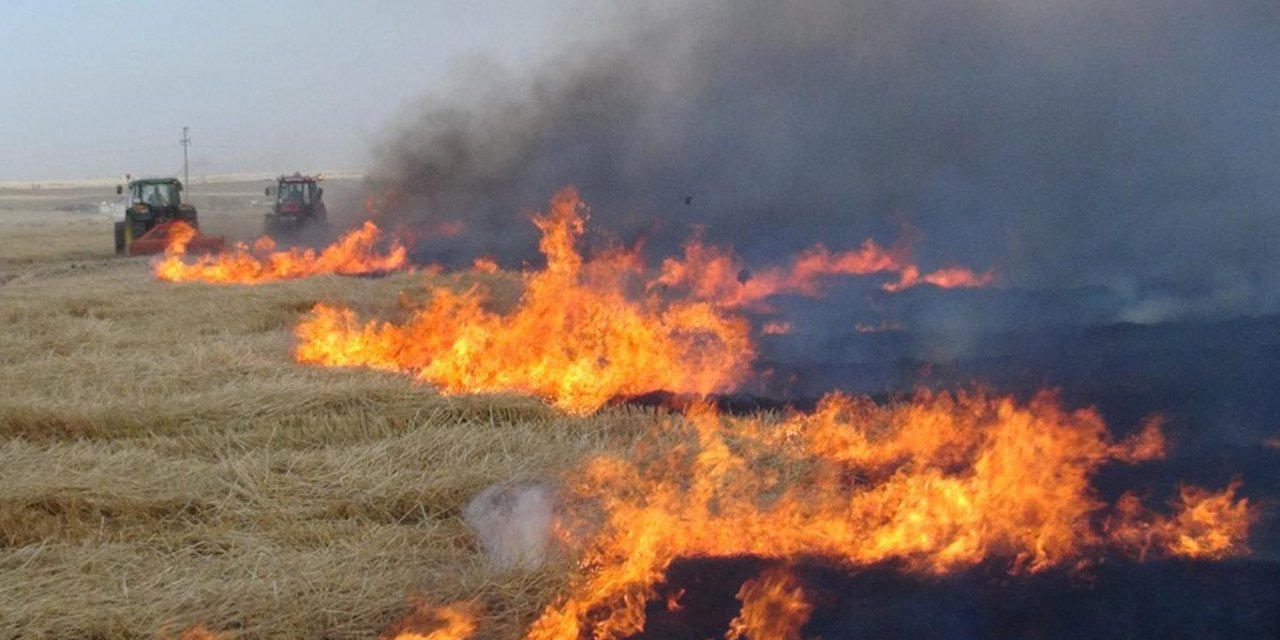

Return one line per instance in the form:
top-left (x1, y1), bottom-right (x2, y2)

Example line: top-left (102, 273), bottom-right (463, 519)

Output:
top-left (463, 480), bottom-right (560, 572)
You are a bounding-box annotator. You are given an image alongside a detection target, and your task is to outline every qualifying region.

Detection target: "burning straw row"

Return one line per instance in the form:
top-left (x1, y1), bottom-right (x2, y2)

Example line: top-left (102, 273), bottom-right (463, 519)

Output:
top-left (2, 191), bottom-right (1258, 639)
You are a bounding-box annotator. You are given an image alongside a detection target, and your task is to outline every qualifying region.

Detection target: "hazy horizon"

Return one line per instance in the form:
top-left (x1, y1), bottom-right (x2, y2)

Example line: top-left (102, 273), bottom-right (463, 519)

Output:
top-left (0, 1), bottom-right (587, 181)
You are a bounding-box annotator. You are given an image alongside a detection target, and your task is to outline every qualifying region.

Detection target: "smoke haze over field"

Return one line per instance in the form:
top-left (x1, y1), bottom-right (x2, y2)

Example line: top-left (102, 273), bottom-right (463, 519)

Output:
top-left (370, 0), bottom-right (1280, 320)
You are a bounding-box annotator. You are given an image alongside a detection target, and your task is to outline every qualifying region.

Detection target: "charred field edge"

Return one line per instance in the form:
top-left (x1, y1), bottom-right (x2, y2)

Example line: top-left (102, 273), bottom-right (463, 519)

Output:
top-left (633, 555), bottom-right (1280, 640)
top-left (3, 182), bottom-right (1279, 638)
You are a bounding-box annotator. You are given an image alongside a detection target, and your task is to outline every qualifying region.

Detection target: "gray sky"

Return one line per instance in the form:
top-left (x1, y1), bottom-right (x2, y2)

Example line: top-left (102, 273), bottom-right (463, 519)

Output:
top-left (0, 0), bottom-right (583, 181)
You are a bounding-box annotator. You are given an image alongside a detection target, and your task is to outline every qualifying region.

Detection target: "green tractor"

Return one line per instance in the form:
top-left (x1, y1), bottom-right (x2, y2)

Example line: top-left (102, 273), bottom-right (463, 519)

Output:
top-left (114, 177), bottom-right (222, 255)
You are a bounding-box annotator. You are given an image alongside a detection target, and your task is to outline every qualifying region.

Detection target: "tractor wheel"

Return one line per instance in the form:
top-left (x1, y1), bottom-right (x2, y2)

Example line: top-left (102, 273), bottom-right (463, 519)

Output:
top-left (120, 220), bottom-right (147, 254)
top-left (114, 221), bottom-right (126, 255)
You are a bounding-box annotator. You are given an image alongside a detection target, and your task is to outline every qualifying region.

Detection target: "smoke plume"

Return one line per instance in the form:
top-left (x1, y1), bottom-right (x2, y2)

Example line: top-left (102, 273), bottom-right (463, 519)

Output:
top-left (368, 0), bottom-right (1280, 321)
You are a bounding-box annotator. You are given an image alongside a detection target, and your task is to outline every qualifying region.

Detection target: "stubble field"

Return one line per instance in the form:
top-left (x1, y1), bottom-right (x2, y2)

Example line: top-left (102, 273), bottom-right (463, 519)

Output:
top-left (0, 180), bottom-right (639, 639)
top-left (3, 179), bottom-right (1272, 640)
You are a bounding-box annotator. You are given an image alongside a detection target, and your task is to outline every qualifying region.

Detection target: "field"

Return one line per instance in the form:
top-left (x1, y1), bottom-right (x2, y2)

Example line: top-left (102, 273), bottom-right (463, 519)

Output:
top-left (0, 180), bottom-right (640, 639)
top-left (2, 179), bottom-right (1274, 640)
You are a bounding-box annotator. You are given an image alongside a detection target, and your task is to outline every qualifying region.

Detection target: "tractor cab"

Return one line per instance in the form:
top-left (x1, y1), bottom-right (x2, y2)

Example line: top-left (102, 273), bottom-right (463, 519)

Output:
top-left (126, 180), bottom-right (182, 209)
top-left (264, 173), bottom-right (327, 234)
top-left (118, 178), bottom-right (187, 214)
top-left (113, 177), bottom-right (218, 255)
top-left (275, 179), bottom-right (317, 206)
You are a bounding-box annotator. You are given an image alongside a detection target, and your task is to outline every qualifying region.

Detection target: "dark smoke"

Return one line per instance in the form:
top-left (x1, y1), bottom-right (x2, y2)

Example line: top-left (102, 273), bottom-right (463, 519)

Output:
top-left (365, 8), bottom-right (1280, 631)
top-left (369, 0), bottom-right (1280, 321)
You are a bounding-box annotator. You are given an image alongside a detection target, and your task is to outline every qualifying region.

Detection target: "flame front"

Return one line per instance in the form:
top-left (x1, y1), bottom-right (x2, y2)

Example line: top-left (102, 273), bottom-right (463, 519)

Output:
top-left (381, 602), bottom-right (478, 640)
top-left (521, 391), bottom-right (1252, 640)
top-left (160, 188), bottom-right (1255, 639)
top-left (1108, 479), bottom-right (1254, 562)
top-left (656, 235), bottom-right (995, 310)
top-left (154, 221), bottom-right (409, 283)
top-left (471, 256), bottom-right (500, 273)
top-left (177, 387), bottom-right (1253, 640)
top-left (294, 188), bottom-right (754, 414)
top-left (725, 566), bottom-right (813, 640)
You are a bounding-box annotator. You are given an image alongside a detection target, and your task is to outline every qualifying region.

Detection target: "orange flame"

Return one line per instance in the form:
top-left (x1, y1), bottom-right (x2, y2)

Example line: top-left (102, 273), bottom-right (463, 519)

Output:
top-left (294, 188), bottom-right (754, 414)
top-left (656, 235), bottom-right (995, 310)
top-left (155, 221), bottom-right (409, 284)
top-left (471, 257), bottom-right (500, 273)
top-left (664, 588), bottom-right (686, 612)
top-left (1108, 479), bottom-right (1254, 562)
top-left (380, 602), bottom-right (478, 640)
top-left (725, 566), bottom-right (813, 640)
top-left (521, 391), bottom-right (1251, 639)
top-left (281, 188), bottom-right (1249, 638)
top-left (881, 265), bottom-right (999, 292)
top-left (171, 219), bottom-right (199, 250)
top-left (164, 626), bottom-right (232, 640)
top-left (762, 321), bottom-right (792, 335)
top-left (1161, 480), bottom-right (1254, 559)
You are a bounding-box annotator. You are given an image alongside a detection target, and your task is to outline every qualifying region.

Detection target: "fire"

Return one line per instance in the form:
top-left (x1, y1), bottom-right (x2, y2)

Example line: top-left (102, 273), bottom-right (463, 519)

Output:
top-left (274, 187), bottom-right (1249, 638)
top-left (664, 588), bottom-right (686, 612)
top-left (881, 265), bottom-right (999, 292)
top-left (1108, 479), bottom-right (1254, 562)
top-left (1161, 481), bottom-right (1254, 559)
top-left (471, 256), bottom-right (500, 273)
top-left (518, 391), bottom-right (1251, 639)
top-left (656, 235), bottom-right (995, 310)
top-left (724, 566), bottom-right (813, 640)
top-left (163, 626), bottom-right (231, 640)
top-left (292, 189), bottom-right (1000, 411)
top-left (294, 188), bottom-right (753, 414)
top-left (380, 602), bottom-right (478, 640)
top-left (154, 221), bottom-right (409, 284)
top-left (761, 321), bottom-right (792, 335)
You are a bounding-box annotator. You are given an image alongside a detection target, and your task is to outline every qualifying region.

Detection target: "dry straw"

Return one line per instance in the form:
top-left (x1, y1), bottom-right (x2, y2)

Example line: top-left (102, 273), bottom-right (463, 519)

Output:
top-left (0, 198), bottom-right (649, 639)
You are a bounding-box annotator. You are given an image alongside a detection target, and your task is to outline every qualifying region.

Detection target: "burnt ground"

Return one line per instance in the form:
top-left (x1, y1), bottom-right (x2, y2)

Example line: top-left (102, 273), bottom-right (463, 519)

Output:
top-left (634, 556), bottom-right (1280, 640)
top-left (627, 287), bottom-right (1280, 639)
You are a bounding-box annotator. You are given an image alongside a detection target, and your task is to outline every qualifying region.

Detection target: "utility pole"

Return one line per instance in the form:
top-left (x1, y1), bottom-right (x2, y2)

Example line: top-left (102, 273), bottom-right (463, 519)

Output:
top-left (180, 126), bottom-right (191, 187)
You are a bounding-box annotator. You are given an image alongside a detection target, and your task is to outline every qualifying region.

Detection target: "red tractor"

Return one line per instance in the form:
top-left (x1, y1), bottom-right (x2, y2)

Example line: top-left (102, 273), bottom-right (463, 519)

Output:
top-left (264, 173), bottom-right (327, 235)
